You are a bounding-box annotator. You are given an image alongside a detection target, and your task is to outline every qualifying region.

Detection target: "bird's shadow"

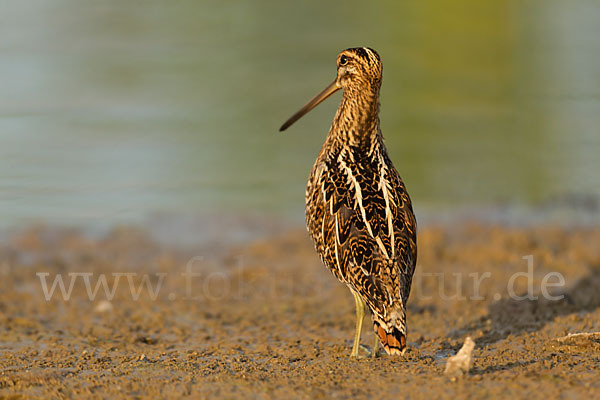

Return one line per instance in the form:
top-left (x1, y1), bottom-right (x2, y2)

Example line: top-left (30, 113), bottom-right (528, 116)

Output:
top-left (453, 265), bottom-right (600, 346)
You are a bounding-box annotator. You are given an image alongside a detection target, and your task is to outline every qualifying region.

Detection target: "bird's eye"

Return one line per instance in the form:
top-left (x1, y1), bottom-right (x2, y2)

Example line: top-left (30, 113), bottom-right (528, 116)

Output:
top-left (339, 55), bottom-right (348, 66)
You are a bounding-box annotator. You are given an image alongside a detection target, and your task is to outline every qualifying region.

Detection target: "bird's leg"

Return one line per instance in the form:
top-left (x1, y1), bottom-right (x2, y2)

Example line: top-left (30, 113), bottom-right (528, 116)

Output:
top-left (371, 332), bottom-right (379, 358)
top-left (350, 290), bottom-right (365, 358)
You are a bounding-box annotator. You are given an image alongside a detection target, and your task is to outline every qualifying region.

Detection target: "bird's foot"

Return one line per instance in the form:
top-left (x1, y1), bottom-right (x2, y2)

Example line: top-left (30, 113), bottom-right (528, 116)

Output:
top-left (350, 344), bottom-right (374, 359)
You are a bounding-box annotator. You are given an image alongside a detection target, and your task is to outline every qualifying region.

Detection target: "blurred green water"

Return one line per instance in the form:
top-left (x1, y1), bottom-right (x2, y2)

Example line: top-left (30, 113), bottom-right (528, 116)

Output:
top-left (1, 0), bottom-right (599, 227)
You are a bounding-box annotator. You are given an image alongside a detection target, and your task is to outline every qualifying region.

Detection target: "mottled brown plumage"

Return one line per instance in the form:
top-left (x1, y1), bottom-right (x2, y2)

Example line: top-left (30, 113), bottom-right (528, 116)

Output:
top-left (281, 47), bottom-right (417, 357)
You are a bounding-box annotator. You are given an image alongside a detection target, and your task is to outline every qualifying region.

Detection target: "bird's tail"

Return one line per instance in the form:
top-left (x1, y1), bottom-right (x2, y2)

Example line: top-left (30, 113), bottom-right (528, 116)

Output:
top-left (372, 307), bottom-right (407, 355)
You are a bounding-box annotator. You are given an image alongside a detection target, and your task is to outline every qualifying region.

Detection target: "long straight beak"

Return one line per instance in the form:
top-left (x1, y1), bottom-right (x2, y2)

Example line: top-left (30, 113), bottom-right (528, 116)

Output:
top-left (279, 79), bottom-right (340, 131)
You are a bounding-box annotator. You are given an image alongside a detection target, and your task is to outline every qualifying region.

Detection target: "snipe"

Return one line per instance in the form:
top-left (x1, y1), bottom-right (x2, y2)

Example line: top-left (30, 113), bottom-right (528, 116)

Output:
top-left (280, 47), bottom-right (417, 357)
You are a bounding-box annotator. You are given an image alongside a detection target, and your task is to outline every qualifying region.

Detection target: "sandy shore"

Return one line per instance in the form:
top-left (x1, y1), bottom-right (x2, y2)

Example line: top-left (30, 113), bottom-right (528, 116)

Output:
top-left (1, 222), bottom-right (600, 398)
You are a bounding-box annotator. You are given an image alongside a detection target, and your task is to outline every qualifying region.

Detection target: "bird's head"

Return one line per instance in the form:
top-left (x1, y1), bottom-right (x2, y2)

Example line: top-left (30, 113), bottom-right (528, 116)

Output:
top-left (335, 47), bottom-right (382, 93)
top-left (280, 47), bottom-right (382, 131)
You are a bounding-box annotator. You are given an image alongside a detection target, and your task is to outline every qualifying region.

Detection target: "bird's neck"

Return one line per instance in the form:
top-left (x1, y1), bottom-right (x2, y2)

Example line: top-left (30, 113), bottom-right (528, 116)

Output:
top-left (329, 87), bottom-right (382, 151)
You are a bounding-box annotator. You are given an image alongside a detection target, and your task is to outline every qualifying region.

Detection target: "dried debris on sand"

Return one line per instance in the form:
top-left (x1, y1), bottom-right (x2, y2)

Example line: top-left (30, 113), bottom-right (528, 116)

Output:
top-left (444, 337), bottom-right (475, 379)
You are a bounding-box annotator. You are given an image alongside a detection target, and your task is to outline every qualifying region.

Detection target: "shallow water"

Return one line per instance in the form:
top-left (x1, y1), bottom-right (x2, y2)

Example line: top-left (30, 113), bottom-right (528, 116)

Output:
top-left (1, 0), bottom-right (599, 227)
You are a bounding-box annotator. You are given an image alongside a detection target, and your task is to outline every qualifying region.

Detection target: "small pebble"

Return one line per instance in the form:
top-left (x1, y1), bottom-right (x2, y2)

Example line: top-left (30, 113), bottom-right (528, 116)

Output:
top-left (94, 300), bottom-right (114, 313)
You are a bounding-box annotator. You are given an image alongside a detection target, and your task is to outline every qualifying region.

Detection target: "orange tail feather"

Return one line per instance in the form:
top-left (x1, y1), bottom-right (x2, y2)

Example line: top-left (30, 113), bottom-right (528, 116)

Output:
top-left (374, 321), bottom-right (407, 355)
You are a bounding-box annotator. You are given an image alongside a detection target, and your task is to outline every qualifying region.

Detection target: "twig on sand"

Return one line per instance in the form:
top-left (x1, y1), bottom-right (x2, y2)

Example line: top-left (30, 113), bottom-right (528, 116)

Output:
top-left (554, 332), bottom-right (600, 344)
top-left (444, 337), bottom-right (475, 379)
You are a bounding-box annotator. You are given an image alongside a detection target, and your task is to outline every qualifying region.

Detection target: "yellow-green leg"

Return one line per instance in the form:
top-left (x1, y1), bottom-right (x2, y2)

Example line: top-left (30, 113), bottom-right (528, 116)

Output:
top-left (372, 332), bottom-right (379, 358)
top-left (350, 289), bottom-right (365, 358)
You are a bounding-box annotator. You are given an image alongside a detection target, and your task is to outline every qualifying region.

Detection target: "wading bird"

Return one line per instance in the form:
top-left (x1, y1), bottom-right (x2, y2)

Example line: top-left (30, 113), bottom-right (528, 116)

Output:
top-left (280, 47), bottom-right (417, 357)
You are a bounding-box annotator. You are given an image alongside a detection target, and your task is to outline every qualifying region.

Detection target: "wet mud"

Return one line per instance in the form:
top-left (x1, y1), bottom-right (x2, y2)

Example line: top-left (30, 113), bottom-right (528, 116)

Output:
top-left (1, 223), bottom-right (599, 398)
